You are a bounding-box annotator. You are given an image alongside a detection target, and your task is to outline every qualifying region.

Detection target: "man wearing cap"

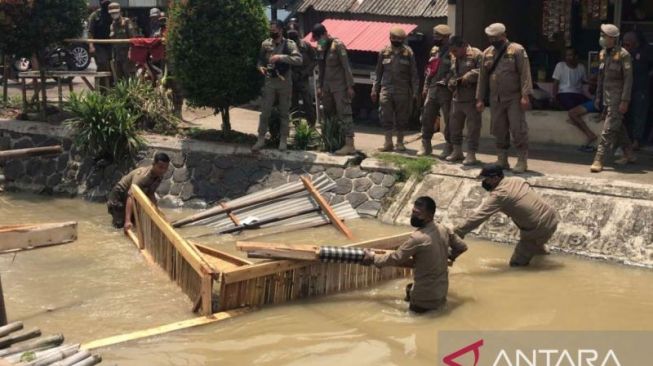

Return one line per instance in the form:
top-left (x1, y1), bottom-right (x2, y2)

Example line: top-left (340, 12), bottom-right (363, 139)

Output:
top-left (287, 29), bottom-right (317, 127)
top-left (87, 0), bottom-right (113, 89)
top-left (108, 2), bottom-right (138, 81)
top-left (590, 24), bottom-right (635, 172)
top-left (253, 20), bottom-right (303, 152)
top-left (419, 24), bottom-right (453, 157)
top-left (448, 36), bottom-right (483, 165)
top-left (362, 196), bottom-right (468, 313)
top-left (312, 23), bottom-right (357, 155)
top-left (148, 8), bottom-right (162, 38)
top-left (372, 27), bottom-right (419, 152)
top-left (454, 164), bottom-right (559, 267)
top-left (476, 23), bottom-right (533, 173)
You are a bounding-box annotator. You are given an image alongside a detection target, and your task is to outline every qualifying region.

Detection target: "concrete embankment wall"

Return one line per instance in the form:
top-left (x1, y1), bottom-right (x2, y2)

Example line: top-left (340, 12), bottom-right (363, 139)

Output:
top-left (373, 160), bottom-right (653, 268)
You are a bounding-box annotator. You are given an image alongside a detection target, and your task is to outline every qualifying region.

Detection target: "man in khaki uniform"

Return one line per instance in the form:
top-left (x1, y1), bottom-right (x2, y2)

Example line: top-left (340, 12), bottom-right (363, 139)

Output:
top-left (371, 27), bottom-right (419, 152)
top-left (362, 197), bottom-right (468, 313)
top-left (287, 29), bottom-right (317, 127)
top-left (447, 36), bottom-right (483, 165)
top-left (420, 25), bottom-right (453, 157)
top-left (253, 20), bottom-right (303, 152)
top-left (590, 24), bottom-right (635, 173)
top-left (476, 23), bottom-right (533, 173)
top-left (108, 2), bottom-right (138, 81)
top-left (454, 164), bottom-right (559, 266)
top-left (312, 23), bottom-right (357, 155)
top-left (107, 153), bottom-right (170, 231)
top-left (87, 0), bottom-right (112, 89)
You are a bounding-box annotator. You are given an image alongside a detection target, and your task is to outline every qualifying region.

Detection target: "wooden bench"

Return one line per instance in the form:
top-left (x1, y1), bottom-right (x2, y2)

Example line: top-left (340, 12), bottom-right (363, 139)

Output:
top-left (17, 70), bottom-right (112, 110)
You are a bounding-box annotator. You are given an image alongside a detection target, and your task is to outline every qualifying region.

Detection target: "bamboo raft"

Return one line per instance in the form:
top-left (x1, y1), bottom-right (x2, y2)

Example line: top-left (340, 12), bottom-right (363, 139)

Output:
top-left (128, 175), bottom-right (413, 315)
top-left (0, 322), bottom-right (101, 366)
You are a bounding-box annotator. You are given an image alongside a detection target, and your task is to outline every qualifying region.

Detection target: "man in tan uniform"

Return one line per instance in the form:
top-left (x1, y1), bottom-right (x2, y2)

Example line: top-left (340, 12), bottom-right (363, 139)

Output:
top-left (107, 153), bottom-right (170, 231)
top-left (363, 197), bottom-right (468, 313)
top-left (371, 27), bottom-right (419, 152)
top-left (108, 2), bottom-right (138, 81)
top-left (454, 164), bottom-right (559, 266)
top-left (590, 24), bottom-right (635, 173)
top-left (420, 25), bottom-right (453, 157)
top-left (312, 23), bottom-right (357, 155)
top-left (448, 36), bottom-right (483, 165)
top-left (287, 29), bottom-right (317, 127)
top-left (476, 23), bottom-right (533, 173)
top-left (253, 20), bottom-right (303, 152)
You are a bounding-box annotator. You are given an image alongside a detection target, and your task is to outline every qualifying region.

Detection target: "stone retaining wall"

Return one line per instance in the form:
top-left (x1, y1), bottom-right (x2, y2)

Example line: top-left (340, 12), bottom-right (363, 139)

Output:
top-left (0, 120), bottom-right (398, 217)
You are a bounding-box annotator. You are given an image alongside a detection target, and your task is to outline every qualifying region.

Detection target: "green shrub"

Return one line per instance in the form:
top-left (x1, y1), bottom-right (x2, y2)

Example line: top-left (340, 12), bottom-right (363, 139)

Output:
top-left (319, 116), bottom-right (345, 152)
top-left (65, 92), bottom-right (144, 162)
top-left (110, 79), bottom-right (180, 134)
top-left (292, 117), bottom-right (319, 150)
top-left (375, 153), bottom-right (435, 181)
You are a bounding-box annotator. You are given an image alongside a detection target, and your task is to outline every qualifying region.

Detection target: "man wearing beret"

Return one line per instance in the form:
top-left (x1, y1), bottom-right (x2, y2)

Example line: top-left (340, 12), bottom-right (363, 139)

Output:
top-left (419, 24), bottom-right (453, 157)
top-left (372, 27), bottom-right (419, 152)
top-left (476, 23), bottom-right (533, 173)
top-left (590, 24), bottom-right (635, 172)
top-left (454, 164), bottom-right (559, 267)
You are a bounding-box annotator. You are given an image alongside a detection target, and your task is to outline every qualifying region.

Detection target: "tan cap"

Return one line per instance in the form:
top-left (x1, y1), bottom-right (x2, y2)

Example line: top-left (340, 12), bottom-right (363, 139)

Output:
top-left (108, 2), bottom-right (121, 14)
top-left (600, 23), bottom-right (620, 38)
top-left (485, 23), bottom-right (506, 36)
top-left (389, 27), bottom-right (407, 38)
top-left (433, 24), bottom-right (452, 36)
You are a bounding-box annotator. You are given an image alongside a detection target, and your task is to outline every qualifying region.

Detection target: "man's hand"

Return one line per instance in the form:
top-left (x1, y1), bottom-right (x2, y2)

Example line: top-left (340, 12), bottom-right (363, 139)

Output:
top-left (123, 221), bottom-right (133, 233)
top-left (520, 96), bottom-right (531, 111)
top-left (269, 55), bottom-right (282, 63)
top-left (619, 101), bottom-right (629, 114)
top-left (476, 99), bottom-right (485, 112)
top-left (259, 66), bottom-right (267, 76)
top-left (361, 249), bottom-right (375, 266)
top-left (347, 86), bottom-right (355, 100)
top-left (370, 91), bottom-right (378, 103)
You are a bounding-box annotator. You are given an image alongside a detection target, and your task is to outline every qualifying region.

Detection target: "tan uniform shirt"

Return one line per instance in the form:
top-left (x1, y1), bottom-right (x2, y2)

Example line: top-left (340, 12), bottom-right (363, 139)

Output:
top-left (111, 167), bottom-right (162, 202)
top-left (257, 38), bottom-right (303, 79)
top-left (450, 46), bottom-right (483, 102)
top-left (292, 39), bottom-right (316, 81)
top-left (455, 177), bottom-right (559, 240)
top-left (110, 17), bottom-right (138, 56)
top-left (317, 38), bottom-right (355, 92)
top-left (374, 221), bottom-right (466, 309)
top-left (476, 42), bottom-right (533, 102)
top-left (423, 45), bottom-right (453, 94)
top-left (373, 45), bottom-right (419, 96)
top-left (596, 46), bottom-right (633, 106)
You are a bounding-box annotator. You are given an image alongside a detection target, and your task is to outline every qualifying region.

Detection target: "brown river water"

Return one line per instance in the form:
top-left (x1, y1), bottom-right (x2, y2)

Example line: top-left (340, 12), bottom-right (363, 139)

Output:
top-left (1, 193), bottom-right (653, 365)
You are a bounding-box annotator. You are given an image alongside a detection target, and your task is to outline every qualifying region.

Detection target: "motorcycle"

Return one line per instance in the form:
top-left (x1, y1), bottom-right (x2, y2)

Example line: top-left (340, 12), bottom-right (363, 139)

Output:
top-left (0, 45), bottom-right (90, 84)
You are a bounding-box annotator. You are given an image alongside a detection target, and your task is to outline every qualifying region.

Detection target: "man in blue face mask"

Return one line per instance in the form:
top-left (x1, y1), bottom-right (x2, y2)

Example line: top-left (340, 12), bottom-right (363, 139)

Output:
top-left (454, 164), bottom-right (559, 267)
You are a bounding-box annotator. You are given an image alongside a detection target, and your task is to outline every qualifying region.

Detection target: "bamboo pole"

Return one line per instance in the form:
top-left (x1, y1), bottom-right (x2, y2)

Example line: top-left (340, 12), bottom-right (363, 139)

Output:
top-left (0, 327), bottom-right (41, 348)
top-left (69, 354), bottom-right (101, 366)
top-left (0, 334), bottom-right (64, 357)
top-left (50, 350), bottom-right (91, 366)
top-left (0, 322), bottom-right (22, 338)
top-left (0, 276), bottom-right (5, 327)
top-left (0, 146), bottom-right (63, 160)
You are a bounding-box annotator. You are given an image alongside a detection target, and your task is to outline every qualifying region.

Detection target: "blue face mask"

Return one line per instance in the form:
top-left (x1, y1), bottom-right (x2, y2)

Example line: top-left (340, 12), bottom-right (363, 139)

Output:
top-left (318, 38), bottom-right (328, 47)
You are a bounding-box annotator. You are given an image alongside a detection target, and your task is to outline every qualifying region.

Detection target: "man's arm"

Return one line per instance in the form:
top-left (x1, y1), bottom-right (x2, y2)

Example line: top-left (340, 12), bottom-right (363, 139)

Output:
top-left (373, 236), bottom-right (420, 268)
top-left (124, 194), bottom-right (134, 232)
top-left (372, 51), bottom-right (384, 96)
top-left (337, 42), bottom-right (355, 88)
top-left (410, 50), bottom-right (419, 97)
top-left (621, 52), bottom-right (633, 103)
top-left (516, 47), bottom-right (533, 98)
top-left (277, 40), bottom-right (303, 66)
top-left (475, 52), bottom-right (488, 101)
top-left (463, 53), bottom-right (482, 85)
top-left (454, 194), bottom-right (504, 238)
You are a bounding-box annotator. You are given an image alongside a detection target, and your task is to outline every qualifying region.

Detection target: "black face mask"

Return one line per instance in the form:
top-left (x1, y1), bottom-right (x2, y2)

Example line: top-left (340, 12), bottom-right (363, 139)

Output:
top-left (490, 40), bottom-right (505, 49)
top-left (482, 179), bottom-right (495, 192)
top-left (410, 216), bottom-right (427, 228)
top-left (270, 32), bottom-right (280, 39)
top-left (391, 41), bottom-right (403, 48)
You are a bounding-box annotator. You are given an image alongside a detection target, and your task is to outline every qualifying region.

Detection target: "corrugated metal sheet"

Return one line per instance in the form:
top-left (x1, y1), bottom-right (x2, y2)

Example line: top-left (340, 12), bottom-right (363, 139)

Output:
top-left (296, 0), bottom-right (447, 18)
top-left (303, 19), bottom-right (418, 53)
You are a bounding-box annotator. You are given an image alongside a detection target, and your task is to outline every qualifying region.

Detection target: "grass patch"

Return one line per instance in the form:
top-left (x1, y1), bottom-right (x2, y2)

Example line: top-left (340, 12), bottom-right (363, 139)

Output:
top-left (375, 153), bottom-right (435, 181)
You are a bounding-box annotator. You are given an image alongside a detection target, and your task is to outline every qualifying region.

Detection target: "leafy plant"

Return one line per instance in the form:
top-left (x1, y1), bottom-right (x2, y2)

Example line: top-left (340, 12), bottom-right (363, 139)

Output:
top-left (292, 117), bottom-right (319, 150)
top-left (318, 116), bottom-right (346, 153)
top-left (65, 92), bottom-right (144, 162)
top-left (110, 79), bottom-right (180, 134)
top-left (375, 153), bottom-right (435, 182)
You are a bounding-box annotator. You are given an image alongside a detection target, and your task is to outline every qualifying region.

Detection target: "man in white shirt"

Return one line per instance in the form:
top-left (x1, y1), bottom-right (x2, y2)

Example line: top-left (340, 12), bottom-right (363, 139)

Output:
top-left (552, 48), bottom-right (588, 110)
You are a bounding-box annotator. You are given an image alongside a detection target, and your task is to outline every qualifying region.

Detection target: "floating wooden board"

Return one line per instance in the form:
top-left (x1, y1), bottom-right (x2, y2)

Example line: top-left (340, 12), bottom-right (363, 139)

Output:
top-left (81, 308), bottom-right (252, 350)
top-left (300, 176), bottom-right (354, 240)
top-left (0, 222), bottom-right (77, 253)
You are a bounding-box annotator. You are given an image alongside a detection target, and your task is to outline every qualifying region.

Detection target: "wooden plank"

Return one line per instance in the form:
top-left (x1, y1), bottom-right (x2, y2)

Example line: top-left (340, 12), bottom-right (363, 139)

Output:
top-left (130, 185), bottom-right (214, 276)
top-left (192, 242), bottom-right (252, 266)
top-left (200, 275), bottom-right (213, 316)
top-left (237, 242), bottom-right (319, 261)
top-left (0, 145), bottom-right (63, 160)
top-left (300, 176), bottom-right (354, 240)
top-left (344, 232), bottom-right (412, 250)
top-left (0, 222), bottom-right (77, 252)
top-left (223, 260), bottom-right (310, 285)
top-left (81, 308), bottom-right (252, 350)
top-left (218, 202), bottom-right (241, 226)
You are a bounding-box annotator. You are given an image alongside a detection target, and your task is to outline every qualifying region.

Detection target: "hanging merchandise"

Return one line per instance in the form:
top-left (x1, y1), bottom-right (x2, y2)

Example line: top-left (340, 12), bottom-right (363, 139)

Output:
top-left (542, 0), bottom-right (573, 44)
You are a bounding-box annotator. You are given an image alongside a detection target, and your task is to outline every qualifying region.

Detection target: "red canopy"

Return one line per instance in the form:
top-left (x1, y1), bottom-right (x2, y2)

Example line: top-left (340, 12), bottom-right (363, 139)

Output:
top-left (303, 19), bottom-right (418, 53)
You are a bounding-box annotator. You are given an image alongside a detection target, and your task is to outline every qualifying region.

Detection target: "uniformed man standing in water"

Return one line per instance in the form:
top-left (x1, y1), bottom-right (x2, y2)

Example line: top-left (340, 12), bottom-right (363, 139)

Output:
top-left (363, 197), bottom-right (468, 313)
top-left (107, 153), bottom-right (170, 231)
top-left (454, 164), bottom-right (559, 267)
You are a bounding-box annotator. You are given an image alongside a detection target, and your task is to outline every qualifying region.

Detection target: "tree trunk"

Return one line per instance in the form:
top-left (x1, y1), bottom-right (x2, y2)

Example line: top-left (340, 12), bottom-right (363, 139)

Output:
top-left (220, 106), bottom-right (231, 132)
top-left (2, 54), bottom-right (8, 104)
top-left (0, 275), bottom-right (7, 326)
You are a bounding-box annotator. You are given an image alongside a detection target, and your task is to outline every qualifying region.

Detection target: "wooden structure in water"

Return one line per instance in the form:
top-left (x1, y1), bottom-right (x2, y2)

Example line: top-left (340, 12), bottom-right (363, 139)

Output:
top-left (128, 180), bottom-right (413, 315)
top-left (0, 222), bottom-right (77, 254)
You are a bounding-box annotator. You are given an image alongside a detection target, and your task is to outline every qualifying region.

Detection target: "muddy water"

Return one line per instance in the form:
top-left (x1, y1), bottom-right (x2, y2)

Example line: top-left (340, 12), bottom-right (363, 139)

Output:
top-left (2, 194), bottom-right (653, 365)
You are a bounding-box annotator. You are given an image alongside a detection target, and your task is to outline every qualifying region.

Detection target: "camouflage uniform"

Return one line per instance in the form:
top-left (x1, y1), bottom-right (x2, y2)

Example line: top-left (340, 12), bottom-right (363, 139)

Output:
top-left (317, 38), bottom-right (356, 138)
top-left (421, 44), bottom-right (453, 156)
top-left (291, 39), bottom-right (317, 126)
top-left (110, 16), bottom-right (138, 81)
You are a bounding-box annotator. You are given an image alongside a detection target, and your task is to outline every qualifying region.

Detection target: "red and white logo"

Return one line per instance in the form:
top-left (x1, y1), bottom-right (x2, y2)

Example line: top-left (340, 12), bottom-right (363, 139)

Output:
top-left (442, 339), bottom-right (484, 366)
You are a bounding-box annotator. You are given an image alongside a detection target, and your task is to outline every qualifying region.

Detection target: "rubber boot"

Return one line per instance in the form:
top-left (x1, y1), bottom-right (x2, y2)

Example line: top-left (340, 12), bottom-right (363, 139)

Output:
top-left (513, 150), bottom-right (528, 173)
top-left (252, 136), bottom-right (265, 152)
top-left (495, 149), bottom-right (510, 169)
top-left (438, 143), bottom-right (453, 160)
top-left (417, 139), bottom-right (432, 156)
top-left (463, 151), bottom-right (479, 166)
top-left (446, 144), bottom-right (464, 162)
top-left (335, 137), bottom-right (356, 156)
top-left (590, 153), bottom-right (604, 173)
top-left (614, 146), bottom-right (637, 165)
top-left (378, 132), bottom-right (393, 152)
top-left (395, 132), bottom-right (406, 152)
